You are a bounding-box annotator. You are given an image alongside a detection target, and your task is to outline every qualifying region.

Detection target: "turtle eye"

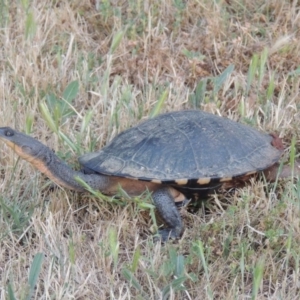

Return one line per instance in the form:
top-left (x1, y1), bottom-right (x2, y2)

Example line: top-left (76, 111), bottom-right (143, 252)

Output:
top-left (5, 129), bottom-right (14, 137)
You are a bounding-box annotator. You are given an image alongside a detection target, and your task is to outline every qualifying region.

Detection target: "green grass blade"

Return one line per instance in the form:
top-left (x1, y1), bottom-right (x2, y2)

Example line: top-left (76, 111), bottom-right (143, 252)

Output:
top-left (24, 10), bottom-right (36, 39)
top-left (258, 48), bottom-right (268, 87)
top-left (6, 281), bottom-right (17, 300)
top-left (25, 114), bottom-right (33, 134)
top-left (290, 136), bottom-right (296, 172)
top-left (246, 54), bottom-right (258, 95)
top-left (251, 259), bottom-right (264, 300)
top-left (62, 80), bottom-right (79, 103)
top-left (150, 88), bottom-right (168, 118)
top-left (122, 268), bottom-right (145, 294)
top-left (27, 253), bottom-right (44, 300)
top-left (58, 131), bottom-right (77, 152)
top-left (109, 228), bottom-right (119, 269)
top-left (81, 110), bottom-right (94, 133)
top-left (266, 73), bottom-right (275, 101)
top-left (39, 102), bottom-right (59, 134)
top-left (213, 64), bottom-right (234, 96)
top-left (130, 246), bottom-right (141, 272)
top-left (110, 30), bottom-right (125, 54)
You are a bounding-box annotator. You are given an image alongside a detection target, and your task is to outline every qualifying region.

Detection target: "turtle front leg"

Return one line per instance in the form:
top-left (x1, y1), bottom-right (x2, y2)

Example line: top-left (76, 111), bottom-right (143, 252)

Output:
top-left (152, 187), bottom-right (184, 241)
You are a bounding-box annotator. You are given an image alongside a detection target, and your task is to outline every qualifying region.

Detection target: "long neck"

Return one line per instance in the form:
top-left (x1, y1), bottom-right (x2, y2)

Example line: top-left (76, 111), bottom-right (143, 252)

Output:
top-left (27, 149), bottom-right (110, 192)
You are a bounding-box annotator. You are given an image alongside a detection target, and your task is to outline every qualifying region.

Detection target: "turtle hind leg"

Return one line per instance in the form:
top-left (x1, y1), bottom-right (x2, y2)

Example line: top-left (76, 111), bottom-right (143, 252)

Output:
top-left (152, 187), bottom-right (184, 241)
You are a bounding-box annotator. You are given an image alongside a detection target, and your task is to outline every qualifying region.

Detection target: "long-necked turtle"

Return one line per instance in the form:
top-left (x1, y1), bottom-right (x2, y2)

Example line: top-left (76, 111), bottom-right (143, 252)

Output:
top-left (0, 110), bottom-right (294, 240)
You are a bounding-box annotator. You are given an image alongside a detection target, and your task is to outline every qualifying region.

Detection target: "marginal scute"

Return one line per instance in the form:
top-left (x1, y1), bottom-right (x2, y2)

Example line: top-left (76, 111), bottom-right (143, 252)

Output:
top-left (197, 178), bottom-right (212, 185)
top-left (219, 176), bottom-right (233, 182)
top-left (175, 179), bottom-right (188, 185)
top-left (151, 179), bottom-right (162, 184)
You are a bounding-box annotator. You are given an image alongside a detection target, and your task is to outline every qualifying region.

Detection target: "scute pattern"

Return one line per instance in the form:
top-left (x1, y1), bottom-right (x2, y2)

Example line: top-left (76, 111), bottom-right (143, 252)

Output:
top-left (79, 110), bottom-right (282, 185)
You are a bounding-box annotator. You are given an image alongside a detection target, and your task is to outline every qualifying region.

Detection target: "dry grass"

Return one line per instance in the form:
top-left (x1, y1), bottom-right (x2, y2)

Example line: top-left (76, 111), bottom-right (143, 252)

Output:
top-left (0, 0), bottom-right (300, 299)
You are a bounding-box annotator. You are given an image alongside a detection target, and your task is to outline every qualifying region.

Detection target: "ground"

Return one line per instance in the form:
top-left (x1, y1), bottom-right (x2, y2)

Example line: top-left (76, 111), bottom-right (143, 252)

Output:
top-left (0, 1), bottom-right (300, 299)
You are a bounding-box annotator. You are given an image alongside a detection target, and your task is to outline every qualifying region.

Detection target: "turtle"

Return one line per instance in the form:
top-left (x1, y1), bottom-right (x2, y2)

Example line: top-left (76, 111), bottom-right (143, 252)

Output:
top-left (0, 110), bottom-right (295, 241)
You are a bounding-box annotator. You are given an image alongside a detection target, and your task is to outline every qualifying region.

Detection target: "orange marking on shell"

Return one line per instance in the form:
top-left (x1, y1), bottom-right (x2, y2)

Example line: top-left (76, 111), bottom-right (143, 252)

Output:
top-left (175, 178), bottom-right (188, 185)
top-left (219, 176), bottom-right (232, 182)
top-left (197, 178), bottom-right (211, 185)
top-left (151, 179), bottom-right (162, 184)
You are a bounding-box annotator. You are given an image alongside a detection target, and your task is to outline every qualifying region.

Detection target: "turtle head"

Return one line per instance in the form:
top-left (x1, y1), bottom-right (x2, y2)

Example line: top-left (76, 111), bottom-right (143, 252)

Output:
top-left (0, 127), bottom-right (108, 192)
top-left (0, 127), bottom-right (48, 163)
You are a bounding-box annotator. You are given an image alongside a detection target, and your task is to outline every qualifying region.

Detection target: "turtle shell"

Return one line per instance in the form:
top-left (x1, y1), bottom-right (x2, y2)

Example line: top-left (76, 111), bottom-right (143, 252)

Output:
top-left (79, 110), bottom-right (282, 187)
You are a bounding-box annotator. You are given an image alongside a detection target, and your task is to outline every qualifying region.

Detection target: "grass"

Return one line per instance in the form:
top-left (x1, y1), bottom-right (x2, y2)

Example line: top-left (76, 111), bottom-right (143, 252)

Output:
top-left (0, 0), bottom-right (300, 299)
